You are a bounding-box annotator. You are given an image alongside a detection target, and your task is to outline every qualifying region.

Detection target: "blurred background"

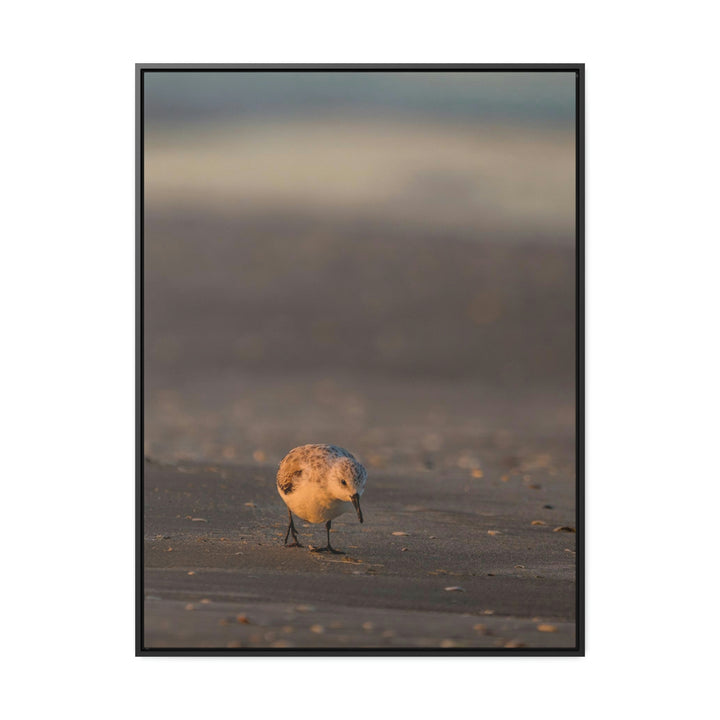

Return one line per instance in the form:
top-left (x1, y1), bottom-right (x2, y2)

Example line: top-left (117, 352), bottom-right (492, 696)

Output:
top-left (143, 71), bottom-right (576, 471)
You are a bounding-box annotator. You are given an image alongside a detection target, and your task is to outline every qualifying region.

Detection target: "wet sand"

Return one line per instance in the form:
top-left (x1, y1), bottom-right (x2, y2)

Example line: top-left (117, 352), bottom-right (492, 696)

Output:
top-left (142, 443), bottom-right (577, 651)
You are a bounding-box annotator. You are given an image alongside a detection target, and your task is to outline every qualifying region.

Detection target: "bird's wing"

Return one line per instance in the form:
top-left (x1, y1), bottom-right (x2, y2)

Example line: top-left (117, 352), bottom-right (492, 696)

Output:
top-left (277, 455), bottom-right (304, 495)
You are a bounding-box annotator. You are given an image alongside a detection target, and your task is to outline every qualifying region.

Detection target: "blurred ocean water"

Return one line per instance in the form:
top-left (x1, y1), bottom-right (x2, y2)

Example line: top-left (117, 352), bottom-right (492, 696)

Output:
top-left (145, 71), bottom-right (575, 126)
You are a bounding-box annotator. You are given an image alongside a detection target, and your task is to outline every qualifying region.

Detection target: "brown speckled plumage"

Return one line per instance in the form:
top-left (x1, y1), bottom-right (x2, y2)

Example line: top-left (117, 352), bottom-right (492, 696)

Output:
top-left (276, 444), bottom-right (367, 550)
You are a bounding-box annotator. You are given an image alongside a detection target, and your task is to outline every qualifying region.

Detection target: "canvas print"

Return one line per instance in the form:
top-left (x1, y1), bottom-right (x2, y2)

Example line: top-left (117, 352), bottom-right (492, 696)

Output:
top-left (138, 65), bottom-right (583, 654)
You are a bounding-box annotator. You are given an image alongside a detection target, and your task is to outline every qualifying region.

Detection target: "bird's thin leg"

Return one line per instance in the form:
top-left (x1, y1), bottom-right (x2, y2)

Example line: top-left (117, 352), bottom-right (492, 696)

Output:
top-left (311, 520), bottom-right (344, 554)
top-left (284, 509), bottom-right (302, 547)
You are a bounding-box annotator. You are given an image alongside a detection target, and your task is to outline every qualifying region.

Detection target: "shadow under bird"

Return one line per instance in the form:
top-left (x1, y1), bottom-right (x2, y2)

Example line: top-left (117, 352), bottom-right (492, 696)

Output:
top-left (276, 444), bottom-right (367, 553)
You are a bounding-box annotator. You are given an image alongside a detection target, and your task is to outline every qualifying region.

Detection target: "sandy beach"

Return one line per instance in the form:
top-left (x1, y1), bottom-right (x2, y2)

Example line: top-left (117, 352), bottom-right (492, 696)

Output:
top-left (142, 434), bottom-right (577, 651)
top-left (141, 198), bottom-right (578, 653)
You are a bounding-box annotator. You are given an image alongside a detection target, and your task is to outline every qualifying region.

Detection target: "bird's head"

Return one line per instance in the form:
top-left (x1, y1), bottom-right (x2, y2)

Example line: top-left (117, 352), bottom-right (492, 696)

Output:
top-left (329, 457), bottom-right (366, 523)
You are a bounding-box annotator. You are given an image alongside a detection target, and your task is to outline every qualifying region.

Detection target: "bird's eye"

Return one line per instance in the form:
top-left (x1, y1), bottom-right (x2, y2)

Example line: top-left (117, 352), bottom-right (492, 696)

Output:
top-left (341, 480), bottom-right (347, 486)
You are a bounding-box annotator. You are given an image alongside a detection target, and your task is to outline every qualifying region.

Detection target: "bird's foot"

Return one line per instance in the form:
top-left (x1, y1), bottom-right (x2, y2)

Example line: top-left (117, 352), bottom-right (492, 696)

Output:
top-left (310, 545), bottom-right (344, 555)
top-left (284, 540), bottom-right (303, 548)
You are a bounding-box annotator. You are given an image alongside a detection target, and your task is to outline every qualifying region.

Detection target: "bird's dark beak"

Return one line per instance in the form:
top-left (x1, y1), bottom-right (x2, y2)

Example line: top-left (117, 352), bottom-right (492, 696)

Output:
top-left (351, 493), bottom-right (363, 523)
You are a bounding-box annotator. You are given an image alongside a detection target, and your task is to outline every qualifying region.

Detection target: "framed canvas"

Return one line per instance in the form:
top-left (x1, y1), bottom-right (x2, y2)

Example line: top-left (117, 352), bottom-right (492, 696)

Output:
top-left (136, 64), bottom-right (584, 656)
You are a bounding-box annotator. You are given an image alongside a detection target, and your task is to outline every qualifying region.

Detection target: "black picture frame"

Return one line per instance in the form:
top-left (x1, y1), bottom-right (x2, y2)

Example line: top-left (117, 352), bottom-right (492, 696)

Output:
top-left (136, 63), bottom-right (585, 657)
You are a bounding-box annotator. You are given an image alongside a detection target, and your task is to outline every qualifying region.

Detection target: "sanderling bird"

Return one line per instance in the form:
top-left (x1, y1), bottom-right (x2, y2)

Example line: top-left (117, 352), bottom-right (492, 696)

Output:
top-left (277, 444), bottom-right (367, 553)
